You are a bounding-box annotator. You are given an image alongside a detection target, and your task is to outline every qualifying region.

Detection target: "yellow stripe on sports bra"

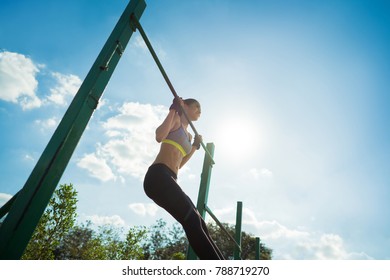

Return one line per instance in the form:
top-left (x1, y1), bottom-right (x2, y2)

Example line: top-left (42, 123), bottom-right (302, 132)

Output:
top-left (162, 139), bottom-right (187, 157)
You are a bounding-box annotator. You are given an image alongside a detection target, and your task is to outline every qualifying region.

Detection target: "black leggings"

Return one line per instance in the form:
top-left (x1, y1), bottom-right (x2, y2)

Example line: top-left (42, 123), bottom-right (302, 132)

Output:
top-left (143, 163), bottom-right (224, 260)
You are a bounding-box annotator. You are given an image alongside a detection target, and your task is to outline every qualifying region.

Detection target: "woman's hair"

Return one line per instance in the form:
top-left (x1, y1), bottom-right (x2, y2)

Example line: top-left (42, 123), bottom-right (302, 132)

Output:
top-left (183, 98), bottom-right (200, 106)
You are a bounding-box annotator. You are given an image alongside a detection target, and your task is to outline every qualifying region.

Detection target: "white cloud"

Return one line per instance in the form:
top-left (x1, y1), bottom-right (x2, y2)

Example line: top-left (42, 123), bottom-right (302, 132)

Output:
top-left (0, 193), bottom-right (13, 207)
top-left (212, 207), bottom-right (372, 260)
top-left (132, 35), bottom-right (148, 51)
top-left (132, 35), bottom-right (167, 59)
top-left (77, 152), bottom-right (116, 182)
top-left (45, 72), bottom-right (81, 106)
top-left (187, 173), bottom-right (197, 180)
top-left (128, 203), bottom-right (159, 217)
top-left (247, 217), bottom-right (372, 260)
top-left (245, 168), bottom-right (273, 180)
top-left (260, 168), bottom-right (273, 178)
top-left (34, 117), bottom-right (59, 133)
top-left (0, 51), bottom-right (82, 110)
top-left (23, 154), bottom-right (35, 162)
top-left (83, 214), bottom-right (125, 227)
top-left (0, 51), bottom-right (42, 110)
top-left (77, 102), bottom-right (167, 181)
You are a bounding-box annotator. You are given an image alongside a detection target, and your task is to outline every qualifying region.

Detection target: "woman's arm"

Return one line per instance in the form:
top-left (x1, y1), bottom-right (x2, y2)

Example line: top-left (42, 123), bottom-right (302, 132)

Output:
top-left (179, 134), bottom-right (202, 168)
top-left (155, 109), bottom-right (178, 143)
top-left (179, 146), bottom-right (197, 168)
top-left (156, 98), bottom-right (183, 142)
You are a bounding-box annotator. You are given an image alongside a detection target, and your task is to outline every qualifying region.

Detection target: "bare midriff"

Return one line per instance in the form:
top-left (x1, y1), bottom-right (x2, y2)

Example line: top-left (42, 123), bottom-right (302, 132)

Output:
top-left (152, 142), bottom-right (183, 175)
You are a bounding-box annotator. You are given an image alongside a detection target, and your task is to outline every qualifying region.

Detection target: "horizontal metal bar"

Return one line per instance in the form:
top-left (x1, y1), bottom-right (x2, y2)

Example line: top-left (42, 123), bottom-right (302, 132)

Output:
top-left (205, 205), bottom-right (241, 252)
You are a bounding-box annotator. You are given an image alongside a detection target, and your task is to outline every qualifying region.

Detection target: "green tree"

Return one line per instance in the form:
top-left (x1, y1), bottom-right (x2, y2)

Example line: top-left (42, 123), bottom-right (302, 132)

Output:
top-left (123, 225), bottom-right (147, 259)
top-left (141, 219), bottom-right (272, 260)
top-left (240, 231), bottom-right (272, 260)
top-left (55, 222), bottom-right (148, 260)
top-left (54, 222), bottom-right (105, 259)
top-left (22, 183), bottom-right (78, 259)
top-left (142, 219), bottom-right (188, 260)
top-left (207, 222), bottom-right (272, 260)
top-left (18, 182), bottom-right (272, 260)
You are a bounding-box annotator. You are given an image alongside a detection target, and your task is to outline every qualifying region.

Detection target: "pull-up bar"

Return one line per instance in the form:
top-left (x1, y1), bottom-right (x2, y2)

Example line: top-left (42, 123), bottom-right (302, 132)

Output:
top-left (130, 14), bottom-right (215, 164)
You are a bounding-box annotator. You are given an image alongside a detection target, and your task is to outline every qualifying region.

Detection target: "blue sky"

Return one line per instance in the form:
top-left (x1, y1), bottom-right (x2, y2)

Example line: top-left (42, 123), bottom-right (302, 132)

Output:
top-left (1, 0), bottom-right (389, 259)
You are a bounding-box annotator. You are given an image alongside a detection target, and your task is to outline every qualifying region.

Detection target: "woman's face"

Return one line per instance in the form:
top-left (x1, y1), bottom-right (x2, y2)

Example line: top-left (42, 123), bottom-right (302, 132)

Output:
top-left (185, 102), bottom-right (201, 121)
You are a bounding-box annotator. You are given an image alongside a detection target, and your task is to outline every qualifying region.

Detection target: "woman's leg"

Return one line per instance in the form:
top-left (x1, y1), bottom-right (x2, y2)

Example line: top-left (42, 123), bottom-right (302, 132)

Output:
top-left (181, 206), bottom-right (225, 260)
top-left (144, 164), bottom-right (224, 260)
top-left (198, 212), bottom-right (225, 259)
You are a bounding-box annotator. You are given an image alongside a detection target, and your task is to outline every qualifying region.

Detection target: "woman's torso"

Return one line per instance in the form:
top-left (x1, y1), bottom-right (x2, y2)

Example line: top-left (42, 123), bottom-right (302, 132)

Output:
top-left (153, 124), bottom-right (191, 174)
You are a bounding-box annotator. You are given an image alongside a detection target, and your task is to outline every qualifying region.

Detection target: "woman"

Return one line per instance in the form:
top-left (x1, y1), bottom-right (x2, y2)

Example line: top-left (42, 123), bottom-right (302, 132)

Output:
top-left (143, 97), bottom-right (224, 260)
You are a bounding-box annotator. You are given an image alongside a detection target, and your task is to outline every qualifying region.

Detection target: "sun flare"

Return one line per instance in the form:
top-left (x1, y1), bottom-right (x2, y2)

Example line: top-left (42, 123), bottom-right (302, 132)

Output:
top-left (212, 116), bottom-right (262, 162)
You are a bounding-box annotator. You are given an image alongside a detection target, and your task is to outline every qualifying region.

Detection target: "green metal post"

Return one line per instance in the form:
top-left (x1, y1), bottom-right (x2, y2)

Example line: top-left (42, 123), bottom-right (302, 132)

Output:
top-left (195, 142), bottom-right (215, 218)
top-left (0, 0), bottom-right (146, 259)
top-left (234, 201), bottom-right (243, 260)
top-left (0, 191), bottom-right (19, 220)
top-left (255, 237), bottom-right (261, 260)
top-left (187, 142), bottom-right (215, 260)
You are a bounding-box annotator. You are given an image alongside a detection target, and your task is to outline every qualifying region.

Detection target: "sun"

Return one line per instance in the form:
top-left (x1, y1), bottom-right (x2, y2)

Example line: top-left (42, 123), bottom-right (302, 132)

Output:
top-left (211, 116), bottom-right (262, 162)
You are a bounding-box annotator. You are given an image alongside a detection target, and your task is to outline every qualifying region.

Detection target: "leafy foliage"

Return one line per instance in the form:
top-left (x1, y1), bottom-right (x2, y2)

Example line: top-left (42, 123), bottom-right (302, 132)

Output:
top-left (54, 222), bottom-right (147, 260)
top-left (207, 222), bottom-right (272, 260)
top-left (20, 183), bottom-right (272, 260)
top-left (142, 219), bottom-right (188, 260)
top-left (22, 183), bottom-right (77, 260)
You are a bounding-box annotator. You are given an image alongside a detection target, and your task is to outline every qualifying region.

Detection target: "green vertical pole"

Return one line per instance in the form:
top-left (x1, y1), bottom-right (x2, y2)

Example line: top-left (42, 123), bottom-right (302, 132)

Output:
top-left (234, 201), bottom-right (243, 260)
top-left (195, 142), bottom-right (215, 218)
top-left (0, 0), bottom-right (146, 259)
top-left (255, 237), bottom-right (261, 260)
top-left (0, 191), bottom-right (19, 220)
top-left (187, 142), bottom-right (215, 260)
